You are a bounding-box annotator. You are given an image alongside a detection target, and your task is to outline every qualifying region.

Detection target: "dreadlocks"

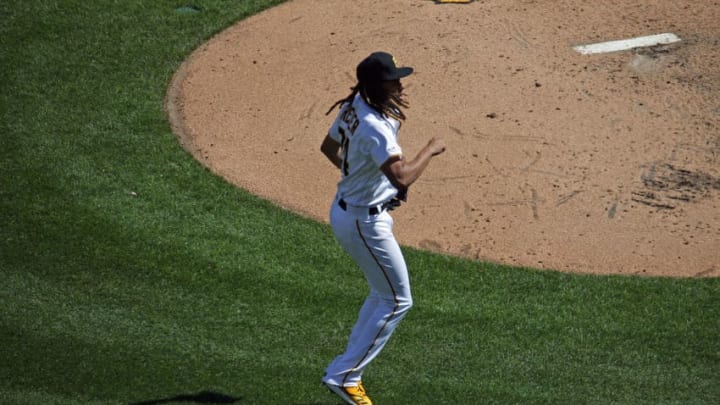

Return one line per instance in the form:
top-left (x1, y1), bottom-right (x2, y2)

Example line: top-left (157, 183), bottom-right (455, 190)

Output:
top-left (325, 85), bottom-right (360, 116)
top-left (326, 82), bottom-right (408, 122)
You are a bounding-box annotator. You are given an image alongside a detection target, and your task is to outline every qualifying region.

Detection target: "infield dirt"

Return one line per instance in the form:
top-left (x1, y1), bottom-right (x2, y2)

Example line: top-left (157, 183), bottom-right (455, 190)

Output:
top-left (167, 0), bottom-right (720, 277)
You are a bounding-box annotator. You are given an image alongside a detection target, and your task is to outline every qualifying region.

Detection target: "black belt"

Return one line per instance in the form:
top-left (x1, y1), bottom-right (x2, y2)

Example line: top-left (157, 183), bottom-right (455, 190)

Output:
top-left (338, 198), bottom-right (384, 215)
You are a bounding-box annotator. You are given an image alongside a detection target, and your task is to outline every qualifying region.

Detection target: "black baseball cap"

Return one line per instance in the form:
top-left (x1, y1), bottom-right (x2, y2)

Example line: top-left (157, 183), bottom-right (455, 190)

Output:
top-left (356, 52), bottom-right (414, 84)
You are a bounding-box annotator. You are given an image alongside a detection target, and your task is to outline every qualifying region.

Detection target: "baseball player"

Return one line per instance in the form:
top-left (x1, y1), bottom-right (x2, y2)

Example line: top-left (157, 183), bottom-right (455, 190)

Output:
top-left (320, 51), bottom-right (446, 405)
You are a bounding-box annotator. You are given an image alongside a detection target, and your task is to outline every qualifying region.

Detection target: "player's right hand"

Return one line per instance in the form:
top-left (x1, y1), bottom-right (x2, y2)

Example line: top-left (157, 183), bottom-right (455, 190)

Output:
top-left (428, 137), bottom-right (446, 156)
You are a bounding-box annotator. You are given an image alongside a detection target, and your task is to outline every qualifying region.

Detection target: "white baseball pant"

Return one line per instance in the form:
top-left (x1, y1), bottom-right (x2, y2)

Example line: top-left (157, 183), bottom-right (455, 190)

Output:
top-left (323, 198), bottom-right (413, 387)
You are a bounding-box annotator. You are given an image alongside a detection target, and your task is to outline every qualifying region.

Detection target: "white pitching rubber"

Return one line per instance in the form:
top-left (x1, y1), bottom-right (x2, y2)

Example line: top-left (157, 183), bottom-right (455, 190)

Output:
top-left (573, 33), bottom-right (681, 55)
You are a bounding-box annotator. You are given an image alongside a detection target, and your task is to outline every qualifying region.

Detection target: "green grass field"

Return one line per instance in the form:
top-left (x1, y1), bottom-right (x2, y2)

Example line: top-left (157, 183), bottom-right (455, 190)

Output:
top-left (1, 1), bottom-right (718, 404)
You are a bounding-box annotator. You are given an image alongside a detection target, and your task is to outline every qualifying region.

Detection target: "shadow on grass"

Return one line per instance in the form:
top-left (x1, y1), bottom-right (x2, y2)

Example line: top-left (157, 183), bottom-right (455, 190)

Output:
top-left (127, 390), bottom-right (239, 405)
top-left (126, 390), bottom-right (337, 405)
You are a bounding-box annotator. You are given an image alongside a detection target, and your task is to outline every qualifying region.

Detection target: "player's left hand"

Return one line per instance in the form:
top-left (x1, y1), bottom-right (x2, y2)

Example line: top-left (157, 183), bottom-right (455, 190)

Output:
top-left (386, 188), bottom-right (407, 211)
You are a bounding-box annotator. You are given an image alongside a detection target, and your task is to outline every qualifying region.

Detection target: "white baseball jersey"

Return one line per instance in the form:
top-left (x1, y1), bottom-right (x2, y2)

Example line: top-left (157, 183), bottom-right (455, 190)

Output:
top-left (328, 93), bottom-right (402, 207)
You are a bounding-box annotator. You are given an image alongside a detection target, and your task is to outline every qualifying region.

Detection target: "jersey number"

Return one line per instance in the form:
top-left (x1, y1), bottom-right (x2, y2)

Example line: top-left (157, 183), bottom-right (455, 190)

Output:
top-left (338, 107), bottom-right (359, 176)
